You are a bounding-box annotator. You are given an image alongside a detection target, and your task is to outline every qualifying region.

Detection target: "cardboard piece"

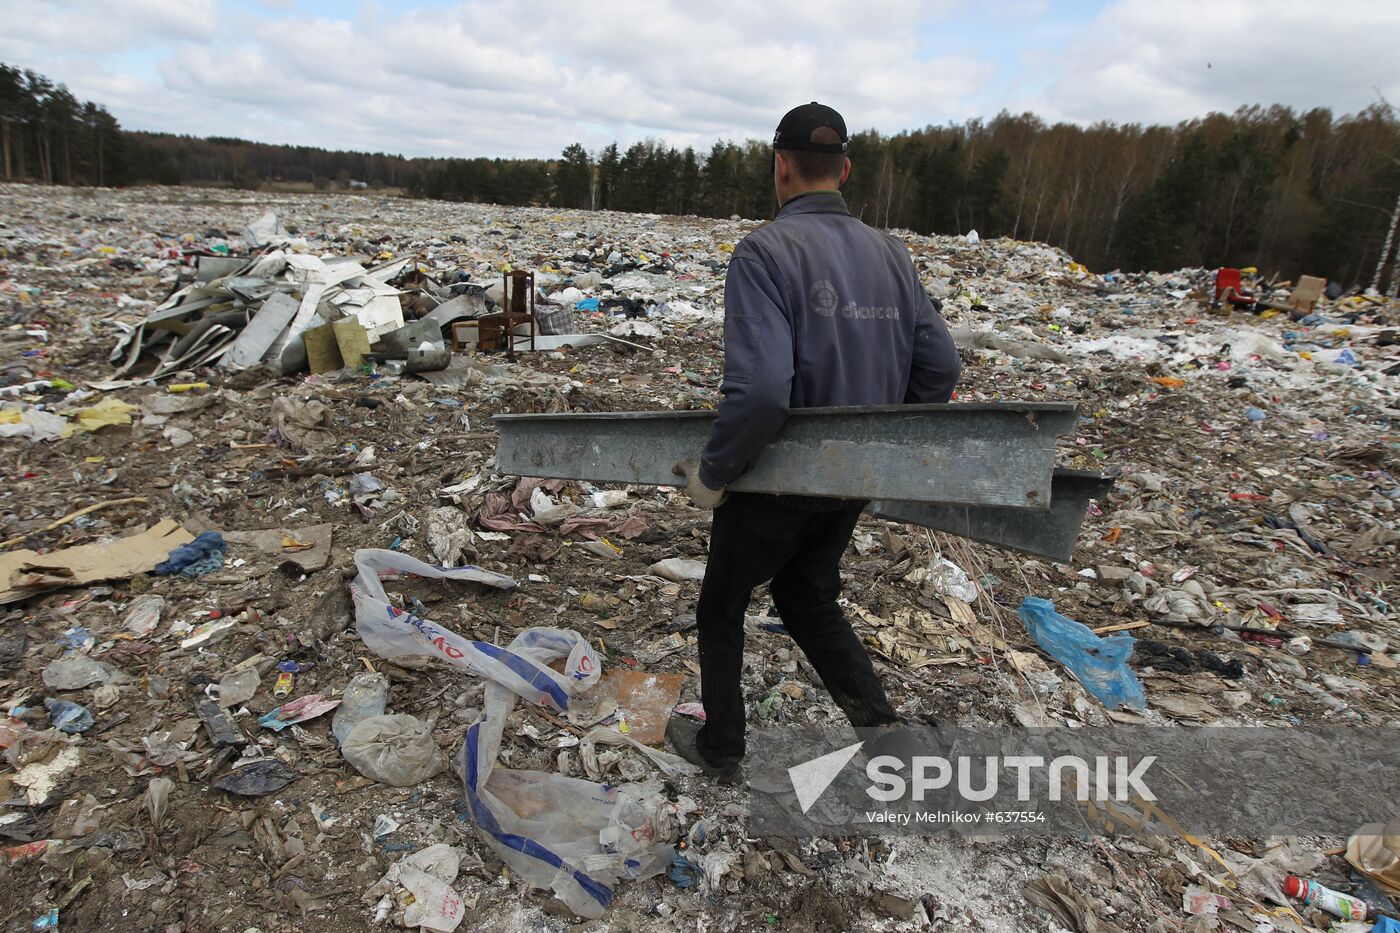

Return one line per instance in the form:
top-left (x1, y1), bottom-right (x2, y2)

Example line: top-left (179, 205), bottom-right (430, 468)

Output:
top-left (222, 524), bottom-right (334, 573)
top-left (0, 519), bottom-right (194, 604)
top-left (333, 319), bottom-right (371, 370)
top-left (304, 321), bottom-right (345, 374)
top-left (1288, 275), bottom-right (1326, 312)
top-left (597, 669), bottom-right (686, 746)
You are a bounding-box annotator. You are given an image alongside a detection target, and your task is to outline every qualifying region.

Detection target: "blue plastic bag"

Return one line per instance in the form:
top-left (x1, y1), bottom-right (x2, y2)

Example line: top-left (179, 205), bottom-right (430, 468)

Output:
top-left (1018, 596), bottom-right (1146, 710)
top-left (1373, 917), bottom-right (1400, 933)
top-left (575, 297), bottom-right (600, 312)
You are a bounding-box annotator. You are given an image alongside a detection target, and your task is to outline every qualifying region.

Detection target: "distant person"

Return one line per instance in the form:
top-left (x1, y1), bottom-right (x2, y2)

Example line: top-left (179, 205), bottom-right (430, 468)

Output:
top-left (668, 102), bottom-right (961, 781)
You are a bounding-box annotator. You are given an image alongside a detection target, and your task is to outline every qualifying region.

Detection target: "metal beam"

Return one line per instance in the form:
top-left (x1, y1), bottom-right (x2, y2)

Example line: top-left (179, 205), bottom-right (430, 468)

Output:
top-left (494, 403), bottom-right (1077, 508)
top-left (869, 468), bottom-right (1116, 562)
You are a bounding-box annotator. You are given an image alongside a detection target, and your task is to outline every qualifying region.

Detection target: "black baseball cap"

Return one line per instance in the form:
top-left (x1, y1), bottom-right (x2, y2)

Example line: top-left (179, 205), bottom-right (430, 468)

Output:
top-left (773, 102), bottom-right (848, 152)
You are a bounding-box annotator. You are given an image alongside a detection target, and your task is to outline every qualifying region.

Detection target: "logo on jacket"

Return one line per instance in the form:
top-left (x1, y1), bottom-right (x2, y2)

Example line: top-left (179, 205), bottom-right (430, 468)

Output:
top-left (809, 280), bottom-right (839, 317)
top-left (808, 279), bottom-right (901, 321)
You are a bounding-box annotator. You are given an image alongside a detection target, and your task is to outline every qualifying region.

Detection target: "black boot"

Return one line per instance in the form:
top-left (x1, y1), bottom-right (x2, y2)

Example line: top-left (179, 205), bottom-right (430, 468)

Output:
top-left (665, 717), bottom-right (743, 784)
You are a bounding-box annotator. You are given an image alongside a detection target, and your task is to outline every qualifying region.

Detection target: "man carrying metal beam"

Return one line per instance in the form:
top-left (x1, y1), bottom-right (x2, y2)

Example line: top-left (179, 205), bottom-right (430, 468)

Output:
top-left (668, 102), bottom-right (961, 782)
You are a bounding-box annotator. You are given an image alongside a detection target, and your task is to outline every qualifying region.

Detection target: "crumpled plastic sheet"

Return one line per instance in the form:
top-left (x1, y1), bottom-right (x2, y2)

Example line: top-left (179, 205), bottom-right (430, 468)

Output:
top-left (926, 556), bottom-right (979, 603)
top-left (0, 406), bottom-right (70, 441)
top-left (271, 396), bottom-right (336, 449)
top-left (69, 397), bottom-right (138, 432)
top-left (1018, 596), bottom-right (1146, 710)
top-left (0, 397), bottom-right (138, 442)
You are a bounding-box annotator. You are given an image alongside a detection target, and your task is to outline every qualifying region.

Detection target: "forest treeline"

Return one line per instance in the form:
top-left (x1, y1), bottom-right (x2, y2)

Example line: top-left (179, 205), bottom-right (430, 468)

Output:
top-left (537, 108), bottom-right (1400, 291)
top-left (3, 62), bottom-right (1398, 288)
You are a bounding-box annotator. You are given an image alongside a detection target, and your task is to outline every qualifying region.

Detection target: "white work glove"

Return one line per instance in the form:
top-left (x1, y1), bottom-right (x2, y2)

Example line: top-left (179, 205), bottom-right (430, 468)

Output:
top-left (672, 459), bottom-right (728, 509)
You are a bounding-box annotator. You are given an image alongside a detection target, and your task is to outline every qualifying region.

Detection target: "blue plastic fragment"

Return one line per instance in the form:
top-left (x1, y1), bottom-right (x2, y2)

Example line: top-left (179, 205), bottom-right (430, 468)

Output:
top-left (1245, 407), bottom-right (1267, 421)
top-left (1017, 596), bottom-right (1147, 710)
top-left (576, 297), bottom-right (601, 311)
top-left (59, 627), bottom-right (94, 650)
top-left (45, 698), bottom-right (94, 734)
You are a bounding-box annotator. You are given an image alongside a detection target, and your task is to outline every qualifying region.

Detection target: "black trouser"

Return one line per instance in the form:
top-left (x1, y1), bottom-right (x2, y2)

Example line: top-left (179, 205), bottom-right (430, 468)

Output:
top-left (695, 492), bottom-right (900, 766)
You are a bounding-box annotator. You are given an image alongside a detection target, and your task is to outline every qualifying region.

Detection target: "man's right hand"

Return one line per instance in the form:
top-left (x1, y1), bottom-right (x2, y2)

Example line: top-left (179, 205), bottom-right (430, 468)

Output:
top-left (672, 460), bottom-right (728, 510)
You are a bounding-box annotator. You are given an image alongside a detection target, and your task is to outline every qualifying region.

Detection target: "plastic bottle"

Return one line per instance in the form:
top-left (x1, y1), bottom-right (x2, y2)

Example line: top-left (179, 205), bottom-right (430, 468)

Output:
top-left (1282, 876), bottom-right (1367, 920)
top-left (331, 672), bottom-right (389, 744)
top-left (1322, 630), bottom-right (1388, 654)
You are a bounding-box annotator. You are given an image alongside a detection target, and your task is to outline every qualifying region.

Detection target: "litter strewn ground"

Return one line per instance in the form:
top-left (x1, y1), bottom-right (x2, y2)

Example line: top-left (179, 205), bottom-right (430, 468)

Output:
top-left (0, 183), bottom-right (1397, 931)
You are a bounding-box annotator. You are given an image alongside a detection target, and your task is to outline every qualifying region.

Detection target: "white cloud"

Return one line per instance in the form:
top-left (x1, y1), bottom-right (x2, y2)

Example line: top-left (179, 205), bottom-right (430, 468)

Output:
top-left (1023, 0), bottom-right (1400, 125)
top-left (0, 0), bottom-right (1392, 160)
top-left (0, 0), bottom-right (216, 56)
top-left (0, 0), bottom-right (986, 157)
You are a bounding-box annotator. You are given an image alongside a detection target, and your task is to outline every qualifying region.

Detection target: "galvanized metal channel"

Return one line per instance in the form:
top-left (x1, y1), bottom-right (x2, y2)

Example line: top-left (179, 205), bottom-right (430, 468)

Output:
top-left (869, 468), bottom-right (1116, 562)
top-left (494, 403), bottom-right (1078, 508)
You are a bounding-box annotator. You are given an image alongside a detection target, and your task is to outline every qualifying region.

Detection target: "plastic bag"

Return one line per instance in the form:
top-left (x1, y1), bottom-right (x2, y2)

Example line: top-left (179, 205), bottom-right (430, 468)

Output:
top-left (399, 865), bottom-right (465, 931)
top-left (351, 549), bottom-right (527, 678)
top-left (364, 843), bottom-right (461, 903)
top-left (649, 558), bottom-right (706, 582)
top-left (332, 671), bottom-right (388, 744)
top-left (350, 548), bottom-right (682, 919)
top-left (341, 714), bottom-right (443, 786)
top-left (69, 397), bottom-right (137, 433)
top-left (0, 406), bottom-right (69, 442)
top-left (1347, 822), bottom-right (1400, 896)
top-left (926, 557), bottom-right (978, 603)
top-left (579, 727), bottom-right (697, 778)
top-left (1018, 596), bottom-right (1146, 710)
top-left (455, 708), bottom-right (678, 918)
top-left (123, 595), bottom-right (165, 636)
top-left (271, 396), bottom-right (335, 449)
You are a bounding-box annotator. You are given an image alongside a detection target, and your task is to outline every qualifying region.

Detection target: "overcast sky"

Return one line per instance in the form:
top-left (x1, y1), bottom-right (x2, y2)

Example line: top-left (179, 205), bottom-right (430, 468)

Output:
top-left (1, 0), bottom-right (1396, 159)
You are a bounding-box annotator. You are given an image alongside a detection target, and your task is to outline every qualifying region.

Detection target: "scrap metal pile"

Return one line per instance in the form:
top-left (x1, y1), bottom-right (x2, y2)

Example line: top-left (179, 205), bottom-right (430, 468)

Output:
top-left (0, 183), bottom-right (1398, 931)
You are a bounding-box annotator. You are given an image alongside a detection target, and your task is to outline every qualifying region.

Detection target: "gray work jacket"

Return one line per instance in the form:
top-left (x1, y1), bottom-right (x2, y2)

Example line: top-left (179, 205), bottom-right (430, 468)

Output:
top-left (700, 191), bottom-right (960, 490)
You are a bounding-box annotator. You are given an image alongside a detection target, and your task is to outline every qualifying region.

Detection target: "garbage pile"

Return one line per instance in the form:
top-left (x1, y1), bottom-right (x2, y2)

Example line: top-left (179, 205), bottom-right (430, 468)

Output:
top-left (98, 202), bottom-right (726, 386)
top-left (0, 182), bottom-right (1397, 931)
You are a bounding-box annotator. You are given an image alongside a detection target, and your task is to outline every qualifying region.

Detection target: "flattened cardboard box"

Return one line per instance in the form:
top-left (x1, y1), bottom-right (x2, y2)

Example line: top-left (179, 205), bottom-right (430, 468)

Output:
top-left (0, 519), bottom-right (194, 604)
